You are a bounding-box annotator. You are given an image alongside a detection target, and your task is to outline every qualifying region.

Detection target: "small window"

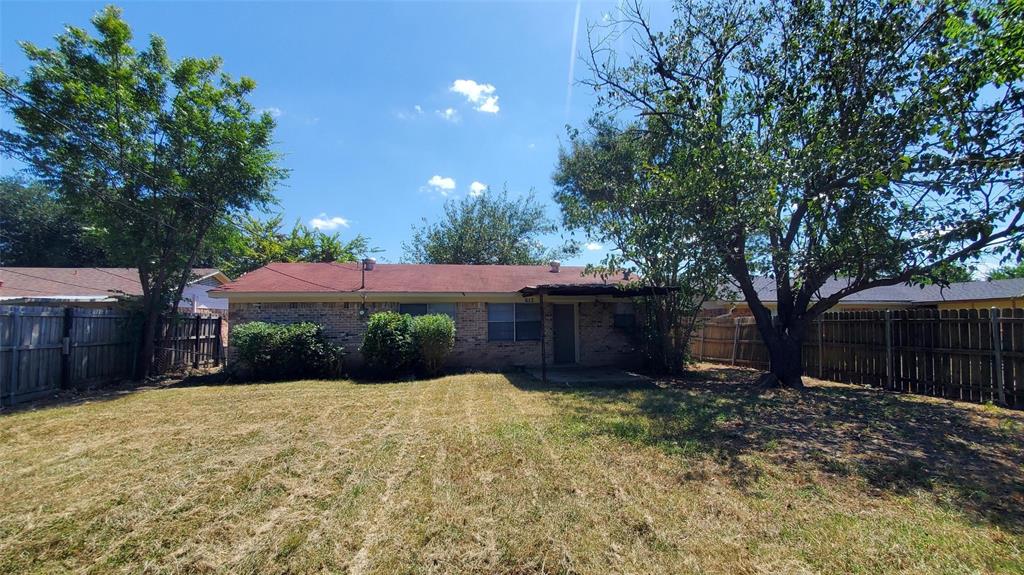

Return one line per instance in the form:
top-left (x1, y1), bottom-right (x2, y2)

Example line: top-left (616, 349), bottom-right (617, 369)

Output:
top-left (515, 303), bottom-right (542, 341)
top-left (488, 303), bottom-right (542, 341)
top-left (399, 303), bottom-right (456, 319)
top-left (613, 302), bottom-right (636, 329)
top-left (399, 303), bottom-right (428, 316)
top-left (488, 303), bottom-right (515, 341)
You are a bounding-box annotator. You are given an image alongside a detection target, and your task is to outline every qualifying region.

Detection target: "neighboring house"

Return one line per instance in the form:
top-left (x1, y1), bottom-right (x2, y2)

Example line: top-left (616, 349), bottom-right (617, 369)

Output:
top-left (710, 276), bottom-right (1024, 316)
top-left (0, 267), bottom-right (230, 314)
top-left (210, 260), bottom-right (650, 370)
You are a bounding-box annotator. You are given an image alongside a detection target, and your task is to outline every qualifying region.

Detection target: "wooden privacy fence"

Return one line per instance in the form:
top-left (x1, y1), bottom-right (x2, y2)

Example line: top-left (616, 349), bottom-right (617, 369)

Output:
top-left (691, 308), bottom-right (1023, 408)
top-left (154, 313), bottom-right (224, 374)
top-left (1, 306), bottom-right (223, 406)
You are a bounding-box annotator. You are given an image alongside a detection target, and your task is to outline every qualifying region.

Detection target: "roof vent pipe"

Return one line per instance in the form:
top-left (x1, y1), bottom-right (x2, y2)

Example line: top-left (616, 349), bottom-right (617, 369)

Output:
top-left (362, 258), bottom-right (376, 271)
top-left (549, 260), bottom-right (560, 273)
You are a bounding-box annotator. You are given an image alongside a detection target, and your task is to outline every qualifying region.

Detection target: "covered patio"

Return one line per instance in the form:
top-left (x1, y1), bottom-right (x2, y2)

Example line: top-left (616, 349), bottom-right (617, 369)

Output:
top-left (518, 283), bottom-right (675, 383)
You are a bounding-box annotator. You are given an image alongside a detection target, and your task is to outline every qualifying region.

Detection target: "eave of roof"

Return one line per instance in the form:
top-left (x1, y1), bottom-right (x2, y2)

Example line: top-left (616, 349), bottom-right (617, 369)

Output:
top-left (519, 284), bottom-right (676, 297)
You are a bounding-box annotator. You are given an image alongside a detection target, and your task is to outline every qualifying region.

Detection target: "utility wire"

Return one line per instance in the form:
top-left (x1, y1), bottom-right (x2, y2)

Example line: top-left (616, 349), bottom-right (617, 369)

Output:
top-left (0, 267), bottom-right (126, 293)
top-left (0, 282), bottom-right (70, 296)
top-left (260, 264), bottom-right (363, 293)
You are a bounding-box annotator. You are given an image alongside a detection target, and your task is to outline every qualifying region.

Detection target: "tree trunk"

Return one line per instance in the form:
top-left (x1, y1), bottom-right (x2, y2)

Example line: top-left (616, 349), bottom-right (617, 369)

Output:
top-left (134, 304), bottom-right (160, 380)
top-left (749, 311), bottom-right (807, 388)
top-left (765, 333), bottom-right (805, 388)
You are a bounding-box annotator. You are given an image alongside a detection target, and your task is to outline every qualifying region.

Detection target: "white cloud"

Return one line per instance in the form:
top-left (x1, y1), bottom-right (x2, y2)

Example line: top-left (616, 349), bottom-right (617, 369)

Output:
top-left (436, 107), bottom-right (460, 122)
top-left (414, 104), bottom-right (423, 114)
top-left (258, 107), bottom-right (283, 118)
top-left (450, 79), bottom-right (501, 113)
top-left (469, 181), bottom-right (487, 197)
top-left (976, 259), bottom-right (1001, 279)
top-left (310, 213), bottom-right (350, 230)
top-left (585, 242), bottom-right (603, 251)
top-left (426, 175), bottom-right (456, 196)
top-left (477, 96), bottom-right (500, 114)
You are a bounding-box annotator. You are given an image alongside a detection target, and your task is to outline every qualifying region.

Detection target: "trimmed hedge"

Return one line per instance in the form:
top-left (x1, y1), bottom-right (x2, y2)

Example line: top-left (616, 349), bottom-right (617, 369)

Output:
top-left (411, 313), bottom-right (456, 376)
top-left (230, 321), bottom-right (342, 381)
top-left (360, 311), bottom-right (415, 378)
top-left (360, 311), bottom-right (456, 378)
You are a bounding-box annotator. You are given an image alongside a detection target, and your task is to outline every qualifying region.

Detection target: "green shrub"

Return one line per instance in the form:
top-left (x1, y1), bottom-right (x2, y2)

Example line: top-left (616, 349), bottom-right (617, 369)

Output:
top-left (360, 311), bottom-right (415, 378)
top-left (411, 314), bottom-right (456, 376)
top-left (230, 321), bottom-right (341, 381)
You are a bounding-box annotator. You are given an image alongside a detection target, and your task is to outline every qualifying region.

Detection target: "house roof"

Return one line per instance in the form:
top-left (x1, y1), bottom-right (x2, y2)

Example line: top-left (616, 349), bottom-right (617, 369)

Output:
top-left (915, 277), bottom-right (1024, 303)
top-left (211, 262), bottom-right (629, 296)
top-left (0, 268), bottom-right (225, 300)
top-left (742, 276), bottom-right (1024, 305)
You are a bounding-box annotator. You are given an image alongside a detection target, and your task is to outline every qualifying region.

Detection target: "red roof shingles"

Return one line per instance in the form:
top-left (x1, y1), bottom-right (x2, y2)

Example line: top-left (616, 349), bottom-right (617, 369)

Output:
top-left (0, 268), bottom-right (221, 299)
top-left (213, 262), bottom-right (625, 295)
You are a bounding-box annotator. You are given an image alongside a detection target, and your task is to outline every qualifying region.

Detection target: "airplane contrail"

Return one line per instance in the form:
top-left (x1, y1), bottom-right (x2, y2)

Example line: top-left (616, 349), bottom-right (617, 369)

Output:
top-left (564, 0), bottom-right (582, 121)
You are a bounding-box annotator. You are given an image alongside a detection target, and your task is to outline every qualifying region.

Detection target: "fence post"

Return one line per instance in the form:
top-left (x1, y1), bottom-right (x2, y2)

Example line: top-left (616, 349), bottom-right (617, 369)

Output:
top-left (991, 307), bottom-right (1007, 405)
top-left (731, 318), bottom-right (740, 365)
top-left (885, 309), bottom-right (893, 390)
top-left (192, 314), bottom-right (202, 369)
top-left (699, 322), bottom-right (706, 361)
top-left (213, 316), bottom-right (223, 367)
top-left (817, 316), bottom-right (824, 378)
top-left (60, 307), bottom-right (73, 388)
top-left (8, 307), bottom-right (21, 406)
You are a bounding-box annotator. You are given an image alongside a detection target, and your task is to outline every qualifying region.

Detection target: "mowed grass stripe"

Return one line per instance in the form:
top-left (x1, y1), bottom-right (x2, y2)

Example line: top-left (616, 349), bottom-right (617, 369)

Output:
top-left (1, 371), bottom-right (1022, 574)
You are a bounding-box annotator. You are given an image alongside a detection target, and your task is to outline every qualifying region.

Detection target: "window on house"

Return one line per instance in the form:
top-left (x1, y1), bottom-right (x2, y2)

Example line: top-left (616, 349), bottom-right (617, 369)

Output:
top-left (515, 303), bottom-right (542, 340)
top-left (398, 303), bottom-right (456, 319)
top-left (487, 303), bottom-right (541, 341)
top-left (613, 302), bottom-right (636, 329)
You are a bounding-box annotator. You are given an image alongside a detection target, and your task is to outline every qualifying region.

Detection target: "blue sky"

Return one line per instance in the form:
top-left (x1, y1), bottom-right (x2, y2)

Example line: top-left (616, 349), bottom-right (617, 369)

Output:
top-left (1, 1), bottom-right (674, 265)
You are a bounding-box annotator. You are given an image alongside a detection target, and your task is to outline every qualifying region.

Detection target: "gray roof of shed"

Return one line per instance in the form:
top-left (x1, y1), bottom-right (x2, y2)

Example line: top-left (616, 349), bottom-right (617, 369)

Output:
top-left (743, 277), bottom-right (1024, 304)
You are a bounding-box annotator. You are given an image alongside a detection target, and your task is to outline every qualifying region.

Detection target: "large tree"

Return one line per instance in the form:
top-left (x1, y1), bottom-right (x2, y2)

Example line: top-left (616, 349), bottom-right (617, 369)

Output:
top-left (209, 214), bottom-right (372, 277)
top-left (403, 187), bottom-right (576, 265)
top-left (0, 177), bottom-right (110, 266)
top-left (583, 0), bottom-right (1024, 386)
top-left (555, 120), bottom-right (726, 373)
top-left (0, 6), bottom-right (284, 378)
top-left (988, 261), bottom-right (1024, 279)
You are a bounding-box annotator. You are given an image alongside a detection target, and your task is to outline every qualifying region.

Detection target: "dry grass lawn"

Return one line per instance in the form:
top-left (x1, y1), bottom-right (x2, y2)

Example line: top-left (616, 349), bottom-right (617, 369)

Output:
top-left (1, 365), bottom-right (1023, 574)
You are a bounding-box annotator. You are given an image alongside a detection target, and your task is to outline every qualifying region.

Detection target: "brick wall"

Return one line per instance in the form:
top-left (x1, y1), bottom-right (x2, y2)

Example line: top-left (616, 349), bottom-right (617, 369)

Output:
top-left (228, 300), bottom-right (640, 371)
top-left (578, 301), bottom-right (642, 369)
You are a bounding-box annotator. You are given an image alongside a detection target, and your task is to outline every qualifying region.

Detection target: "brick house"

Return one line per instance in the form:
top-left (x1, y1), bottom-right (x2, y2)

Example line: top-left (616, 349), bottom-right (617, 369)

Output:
top-left (210, 260), bottom-right (650, 371)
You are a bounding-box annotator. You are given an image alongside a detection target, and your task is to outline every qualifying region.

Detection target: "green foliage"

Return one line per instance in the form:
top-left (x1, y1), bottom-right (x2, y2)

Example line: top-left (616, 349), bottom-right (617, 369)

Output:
top-left (988, 261), bottom-right (1024, 280)
top-left (411, 314), bottom-right (456, 377)
top-left (914, 262), bottom-right (976, 285)
top-left (555, 121), bottom-right (726, 373)
top-left (208, 214), bottom-right (373, 277)
top-left (230, 321), bottom-right (341, 381)
top-left (582, 0), bottom-right (1024, 384)
top-left (358, 312), bottom-right (457, 378)
top-left (0, 6), bottom-right (285, 377)
top-left (403, 187), bottom-right (577, 265)
top-left (360, 311), bottom-right (416, 378)
top-left (0, 177), bottom-right (111, 266)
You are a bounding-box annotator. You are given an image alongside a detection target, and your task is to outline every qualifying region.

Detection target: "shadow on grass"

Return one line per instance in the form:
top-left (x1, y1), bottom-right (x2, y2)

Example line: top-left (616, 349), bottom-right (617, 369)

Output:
top-left (508, 365), bottom-right (1024, 533)
top-left (0, 368), bottom-right (230, 416)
